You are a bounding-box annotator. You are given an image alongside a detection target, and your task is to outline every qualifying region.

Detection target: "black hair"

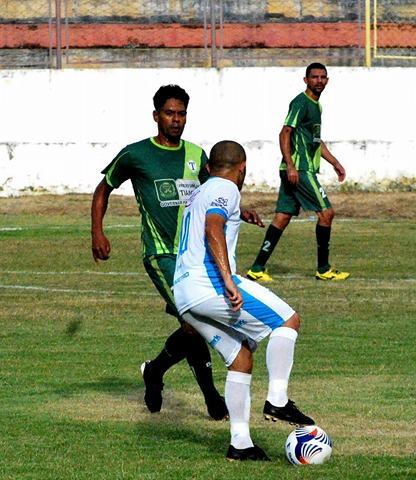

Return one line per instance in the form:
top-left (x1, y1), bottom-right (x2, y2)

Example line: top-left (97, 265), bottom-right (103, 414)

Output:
top-left (209, 140), bottom-right (246, 173)
top-left (306, 63), bottom-right (327, 77)
top-left (153, 84), bottom-right (190, 111)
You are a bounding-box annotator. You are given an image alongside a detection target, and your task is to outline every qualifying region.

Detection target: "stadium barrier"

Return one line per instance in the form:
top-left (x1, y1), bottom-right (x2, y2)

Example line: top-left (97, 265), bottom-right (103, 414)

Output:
top-left (0, 67), bottom-right (415, 196)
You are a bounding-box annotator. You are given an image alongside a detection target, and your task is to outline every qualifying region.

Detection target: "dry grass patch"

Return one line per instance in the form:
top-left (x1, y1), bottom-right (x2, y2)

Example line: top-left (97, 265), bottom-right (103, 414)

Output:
top-left (2, 192), bottom-right (416, 219)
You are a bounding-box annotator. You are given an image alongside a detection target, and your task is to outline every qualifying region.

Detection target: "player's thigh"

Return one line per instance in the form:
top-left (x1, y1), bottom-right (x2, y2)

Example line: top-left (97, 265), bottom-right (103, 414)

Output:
top-left (182, 310), bottom-right (246, 367)
top-left (235, 276), bottom-right (296, 341)
top-left (143, 255), bottom-right (178, 316)
top-left (295, 171), bottom-right (332, 212)
top-left (276, 172), bottom-right (301, 215)
top-left (189, 278), bottom-right (295, 345)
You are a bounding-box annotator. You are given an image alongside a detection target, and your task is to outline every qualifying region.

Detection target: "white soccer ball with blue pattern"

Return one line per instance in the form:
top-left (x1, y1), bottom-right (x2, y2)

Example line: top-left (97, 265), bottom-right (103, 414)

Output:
top-left (285, 425), bottom-right (332, 465)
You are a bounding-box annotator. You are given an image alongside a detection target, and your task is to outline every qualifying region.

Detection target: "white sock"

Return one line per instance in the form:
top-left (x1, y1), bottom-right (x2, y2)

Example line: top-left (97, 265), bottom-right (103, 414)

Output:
top-left (225, 370), bottom-right (253, 449)
top-left (266, 327), bottom-right (298, 407)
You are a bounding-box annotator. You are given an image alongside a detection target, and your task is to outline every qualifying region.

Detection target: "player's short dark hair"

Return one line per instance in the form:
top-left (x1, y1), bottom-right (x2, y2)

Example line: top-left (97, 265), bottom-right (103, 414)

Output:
top-left (153, 85), bottom-right (190, 111)
top-left (209, 140), bottom-right (246, 173)
top-left (306, 63), bottom-right (327, 77)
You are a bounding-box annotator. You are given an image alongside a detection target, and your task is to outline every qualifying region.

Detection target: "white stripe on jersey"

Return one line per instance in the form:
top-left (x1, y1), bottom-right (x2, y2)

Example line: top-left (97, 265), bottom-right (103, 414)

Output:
top-left (173, 176), bottom-right (240, 315)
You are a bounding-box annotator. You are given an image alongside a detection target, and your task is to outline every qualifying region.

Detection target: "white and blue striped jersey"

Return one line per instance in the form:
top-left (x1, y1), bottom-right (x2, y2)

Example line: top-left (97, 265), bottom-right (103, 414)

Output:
top-left (173, 176), bottom-right (241, 315)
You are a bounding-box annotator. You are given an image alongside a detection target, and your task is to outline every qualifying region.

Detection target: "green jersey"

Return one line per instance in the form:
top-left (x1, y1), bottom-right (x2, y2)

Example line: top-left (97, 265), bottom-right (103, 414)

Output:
top-left (102, 137), bottom-right (208, 258)
top-left (280, 92), bottom-right (322, 173)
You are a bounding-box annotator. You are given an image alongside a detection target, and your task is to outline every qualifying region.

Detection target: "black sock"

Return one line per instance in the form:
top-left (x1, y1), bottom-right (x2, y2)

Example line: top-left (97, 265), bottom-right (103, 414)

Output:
top-left (316, 224), bottom-right (331, 272)
top-left (251, 224), bottom-right (284, 272)
top-left (151, 328), bottom-right (188, 377)
top-left (186, 333), bottom-right (220, 401)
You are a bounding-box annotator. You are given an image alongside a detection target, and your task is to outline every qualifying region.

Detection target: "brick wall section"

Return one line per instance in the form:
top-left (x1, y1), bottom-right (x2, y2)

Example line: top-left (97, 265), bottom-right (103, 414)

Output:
top-left (1, 22), bottom-right (415, 49)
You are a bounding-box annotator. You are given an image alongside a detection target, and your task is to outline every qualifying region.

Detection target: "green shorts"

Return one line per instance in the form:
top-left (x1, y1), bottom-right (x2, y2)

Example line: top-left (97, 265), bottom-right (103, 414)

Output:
top-left (143, 254), bottom-right (179, 319)
top-left (276, 170), bottom-right (332, 215)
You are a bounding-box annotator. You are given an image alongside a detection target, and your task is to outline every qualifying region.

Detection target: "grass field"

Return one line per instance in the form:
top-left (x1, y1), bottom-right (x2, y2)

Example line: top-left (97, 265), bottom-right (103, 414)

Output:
top-left (1, 193), bottom-right (415, 480)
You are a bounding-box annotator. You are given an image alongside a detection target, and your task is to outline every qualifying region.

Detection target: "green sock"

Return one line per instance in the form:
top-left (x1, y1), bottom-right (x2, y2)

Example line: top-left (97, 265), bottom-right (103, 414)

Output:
top-left (251, 225), bottom-right (283, 272)
top-left (316, 224), bottom-right (331, 273)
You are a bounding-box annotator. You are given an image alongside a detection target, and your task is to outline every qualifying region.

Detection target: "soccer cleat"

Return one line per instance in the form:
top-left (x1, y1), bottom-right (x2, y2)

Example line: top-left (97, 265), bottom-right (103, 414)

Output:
top-left (205, 394), bottom-right (229, 421)
top-left (263, 399), bottom-right (315, 426)
top-left (226, 444), bottom-right (271, 462)
top-left (140, 361), bottom-right (164, 413)
top-left (246, 269), bottom-right (274, 282)
top-left (315, 267), bottom-right (350, 281)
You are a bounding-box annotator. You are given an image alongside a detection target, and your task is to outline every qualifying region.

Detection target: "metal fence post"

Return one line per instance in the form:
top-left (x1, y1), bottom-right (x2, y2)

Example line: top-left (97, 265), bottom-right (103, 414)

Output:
top-left (210, 0), bottom-right (217, 68)
top-left (365, 0), bottom-right (372, 67)
top-left (55, 0), bottom-right (63, 69)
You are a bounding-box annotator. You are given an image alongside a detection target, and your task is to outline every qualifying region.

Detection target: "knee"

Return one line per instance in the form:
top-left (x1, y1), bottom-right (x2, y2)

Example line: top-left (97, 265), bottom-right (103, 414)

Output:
top-left (272, 212), bottom-right (291, 230)
top-left (283, 312), bottom-right (301, 332)
top-left (229, 342), bottom-right (253, 374)
top-left (181, 321), bottom-right (199, 336)
top-left (318, 208), bottom-right (335, 226)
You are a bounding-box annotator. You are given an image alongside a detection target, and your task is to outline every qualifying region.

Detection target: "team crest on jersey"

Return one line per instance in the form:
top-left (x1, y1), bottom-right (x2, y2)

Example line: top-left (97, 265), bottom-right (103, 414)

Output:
top-left (313, 124), bottom-right (321, 143)
top-left (187, 160), bottom-right (197, 172)
top-left (155, 179), bottom-right (178, 201)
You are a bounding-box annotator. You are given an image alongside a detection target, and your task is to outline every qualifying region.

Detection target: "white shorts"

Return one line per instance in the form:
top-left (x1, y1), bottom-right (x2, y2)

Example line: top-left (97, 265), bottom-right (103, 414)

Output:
top-left (181, 275), bottom-right (295, 366)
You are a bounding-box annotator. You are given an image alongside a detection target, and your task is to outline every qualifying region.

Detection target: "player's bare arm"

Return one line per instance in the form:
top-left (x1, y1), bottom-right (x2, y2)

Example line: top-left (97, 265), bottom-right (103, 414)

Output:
top-left (279, 125), bottom-right (299, 185)
top-left (91, 179), bottom-right (114, 262)
top-left (205, 212), bottom-right (243, 311)
top-left (321, 141), bottom-right (346, 182)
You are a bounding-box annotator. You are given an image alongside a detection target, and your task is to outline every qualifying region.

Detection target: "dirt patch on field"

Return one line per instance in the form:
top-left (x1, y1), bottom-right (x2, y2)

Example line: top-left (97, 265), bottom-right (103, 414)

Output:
top-left (1, 192), bottom-right (415, 219)
top-left (241, 191), bottom-right (416, 219)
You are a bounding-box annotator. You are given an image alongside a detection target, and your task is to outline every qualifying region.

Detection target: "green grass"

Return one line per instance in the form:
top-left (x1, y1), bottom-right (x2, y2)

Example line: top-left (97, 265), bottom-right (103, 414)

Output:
top-left (1, 197), bottom-right (415, 479)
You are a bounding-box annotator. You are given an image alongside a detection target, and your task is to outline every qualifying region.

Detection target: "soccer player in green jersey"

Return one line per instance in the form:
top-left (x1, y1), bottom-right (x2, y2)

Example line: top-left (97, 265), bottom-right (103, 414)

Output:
top-left (247, 63), bottom-right (350, 282)
top-left (91, 85), bottom-right (230, 419)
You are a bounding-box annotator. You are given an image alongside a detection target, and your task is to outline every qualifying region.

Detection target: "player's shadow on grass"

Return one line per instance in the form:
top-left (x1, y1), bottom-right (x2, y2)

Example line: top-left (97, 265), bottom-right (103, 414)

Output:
top-left (53, 376), bottom-right (138, 398)
top-left (270, 265), bottom-right (291, 274)
top-left (134, 419), bottom-right (280, 461)
top-left (135, 421), bottom-right (229, 457)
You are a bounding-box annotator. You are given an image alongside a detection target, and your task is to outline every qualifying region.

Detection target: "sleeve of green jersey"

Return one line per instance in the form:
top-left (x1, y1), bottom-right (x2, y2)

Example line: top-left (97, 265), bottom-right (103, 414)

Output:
top-left (284, 97), bottom-right (305, 129)
top-left (101, 148), bottom-right (132, 189)
top-left (198, 149), bottom-right (209, 184)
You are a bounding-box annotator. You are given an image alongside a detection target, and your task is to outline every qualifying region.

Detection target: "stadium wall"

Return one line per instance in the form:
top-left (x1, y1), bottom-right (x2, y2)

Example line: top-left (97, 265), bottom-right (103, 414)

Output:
top-left (0, 67), bottom-right (415, 196)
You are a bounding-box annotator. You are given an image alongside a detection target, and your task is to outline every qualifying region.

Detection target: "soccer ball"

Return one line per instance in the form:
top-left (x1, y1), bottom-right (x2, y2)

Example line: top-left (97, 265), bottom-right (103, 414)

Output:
top-left (285, 425), bottom-right (332, 465)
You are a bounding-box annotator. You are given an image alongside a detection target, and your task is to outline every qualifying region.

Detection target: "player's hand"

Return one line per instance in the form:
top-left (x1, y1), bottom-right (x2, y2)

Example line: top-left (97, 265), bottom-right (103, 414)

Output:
top-left (287, 165), bottom-right (299, 185)
top-left (240, 209), bottom-right (265, 228)
top-left (334, 162), bottom-right (346, 182)
top-left (224, 277), bottom-right (243, 312)
top-left (91, 231), bottom-right (111, 262)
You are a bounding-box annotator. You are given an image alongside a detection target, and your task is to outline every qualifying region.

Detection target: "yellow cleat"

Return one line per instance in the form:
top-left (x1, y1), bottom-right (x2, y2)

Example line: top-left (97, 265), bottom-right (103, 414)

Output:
top-left (246, 269), bottom-right (274, 282)
top-left (315, 267), bottom-right (350, 281)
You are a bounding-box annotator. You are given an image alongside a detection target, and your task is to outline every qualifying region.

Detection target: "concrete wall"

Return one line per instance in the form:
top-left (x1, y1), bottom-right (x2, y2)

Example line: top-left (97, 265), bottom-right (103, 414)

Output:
top-left (0, 67), bottom-right (415, 196)
top-left (2, 0), bottom-right (413, 22)
top-left (0, 1), bottom-right (358, 22)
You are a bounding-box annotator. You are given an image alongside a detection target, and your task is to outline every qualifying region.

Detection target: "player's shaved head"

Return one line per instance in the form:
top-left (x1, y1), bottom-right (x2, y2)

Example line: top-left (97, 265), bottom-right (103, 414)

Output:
top-left (209, 140), bottom-right (246, 174)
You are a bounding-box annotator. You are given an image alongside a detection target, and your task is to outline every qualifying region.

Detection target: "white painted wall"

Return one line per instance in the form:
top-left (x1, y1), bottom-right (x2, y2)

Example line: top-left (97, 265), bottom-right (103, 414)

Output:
top-left (0, 67), bottom-right (415, 196)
